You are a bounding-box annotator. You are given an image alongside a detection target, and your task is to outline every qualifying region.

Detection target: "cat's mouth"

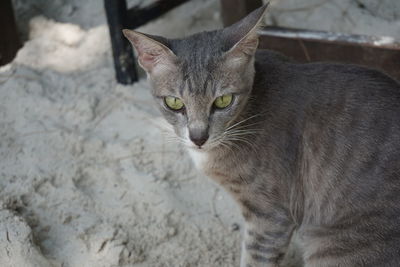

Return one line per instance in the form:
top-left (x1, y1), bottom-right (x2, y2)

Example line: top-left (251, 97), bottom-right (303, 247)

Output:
top-left (187, 143), bottom-right (208, 151)
top-left (187, 140), bottom-right (224, 152)
top-left (186, 140), bottom-right (214, 151)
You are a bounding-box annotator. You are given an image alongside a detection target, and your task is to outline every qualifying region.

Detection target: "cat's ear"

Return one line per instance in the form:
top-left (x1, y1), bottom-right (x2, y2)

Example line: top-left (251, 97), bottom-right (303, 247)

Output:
top-left (122, 29), bottom-right (178, 74)
top-left (222, 4), bottom-right (269, 64)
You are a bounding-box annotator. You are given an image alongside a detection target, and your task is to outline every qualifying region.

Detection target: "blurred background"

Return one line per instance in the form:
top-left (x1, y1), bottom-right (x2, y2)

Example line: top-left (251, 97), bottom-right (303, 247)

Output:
top-left (0, 0), bottom-right (399, 266)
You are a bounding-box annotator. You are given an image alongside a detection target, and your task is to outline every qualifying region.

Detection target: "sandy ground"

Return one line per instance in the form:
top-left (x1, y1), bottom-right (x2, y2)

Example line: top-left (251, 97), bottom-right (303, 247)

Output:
top-left (1, 0), bottom-right (399, 266)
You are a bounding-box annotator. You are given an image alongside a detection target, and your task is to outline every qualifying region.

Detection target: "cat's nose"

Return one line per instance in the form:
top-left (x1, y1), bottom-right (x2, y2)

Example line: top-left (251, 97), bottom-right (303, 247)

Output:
top-left (189, 130), bottom-right (209, 147)
top-left (191, 136), bottom-right (208, 147)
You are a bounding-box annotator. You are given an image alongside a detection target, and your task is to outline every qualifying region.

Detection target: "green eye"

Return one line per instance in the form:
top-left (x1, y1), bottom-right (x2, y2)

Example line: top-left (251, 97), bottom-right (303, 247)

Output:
top-left (164, 96), bottom-right (184, 111)
top-left (214, 94), bottom-right (233, 109)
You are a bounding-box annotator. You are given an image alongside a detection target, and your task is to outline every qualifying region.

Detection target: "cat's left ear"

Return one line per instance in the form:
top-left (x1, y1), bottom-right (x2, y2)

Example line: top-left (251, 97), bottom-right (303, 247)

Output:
top-left (122, 29), bottom-right (178, 75)
top-left (222, 3), bottom-right (269, 64)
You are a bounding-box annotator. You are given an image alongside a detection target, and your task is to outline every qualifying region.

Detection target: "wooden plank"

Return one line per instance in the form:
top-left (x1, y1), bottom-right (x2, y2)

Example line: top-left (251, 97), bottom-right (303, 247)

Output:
top-left (220, 0), bottom-right (263, 27)
top-left (0, 0), bottom-right (21, 66)
top-left (258, 27), bottom-right (400, 81)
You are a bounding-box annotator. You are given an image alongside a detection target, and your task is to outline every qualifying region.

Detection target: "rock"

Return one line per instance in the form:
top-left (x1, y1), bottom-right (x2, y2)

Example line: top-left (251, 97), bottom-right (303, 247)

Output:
top-left (0, 209), bottom-right (54, 267)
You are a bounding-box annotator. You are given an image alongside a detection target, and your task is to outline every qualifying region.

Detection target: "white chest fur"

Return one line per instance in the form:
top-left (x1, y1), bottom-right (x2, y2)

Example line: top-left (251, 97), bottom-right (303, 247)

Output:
top-left (187, 149), bottom-right (209, 170)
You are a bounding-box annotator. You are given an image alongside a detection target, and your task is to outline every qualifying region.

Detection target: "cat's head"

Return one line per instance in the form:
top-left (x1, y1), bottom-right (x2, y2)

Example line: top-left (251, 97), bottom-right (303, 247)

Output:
top-left (123, 5), bottom-right (268, 151)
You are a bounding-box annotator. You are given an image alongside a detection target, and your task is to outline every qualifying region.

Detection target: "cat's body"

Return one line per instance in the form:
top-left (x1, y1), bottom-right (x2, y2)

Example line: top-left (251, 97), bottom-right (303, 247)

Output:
top-left (192, 49), bottom-right (400, 266)
top-left (123, 5), bottom-right (400, 266)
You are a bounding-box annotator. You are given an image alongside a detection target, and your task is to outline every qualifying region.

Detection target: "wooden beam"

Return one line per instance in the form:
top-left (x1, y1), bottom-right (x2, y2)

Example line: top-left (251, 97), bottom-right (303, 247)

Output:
top-left (258, 26), bottom-right (400, 81)
top-left (220, 0), bottom-right (263, 26)
top-left (127, 0), bottom-right (189, 29)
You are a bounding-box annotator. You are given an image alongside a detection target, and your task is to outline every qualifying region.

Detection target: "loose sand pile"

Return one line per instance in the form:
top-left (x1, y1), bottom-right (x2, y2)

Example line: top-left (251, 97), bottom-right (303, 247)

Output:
top-left (1, 0), bottom-right (398, 266)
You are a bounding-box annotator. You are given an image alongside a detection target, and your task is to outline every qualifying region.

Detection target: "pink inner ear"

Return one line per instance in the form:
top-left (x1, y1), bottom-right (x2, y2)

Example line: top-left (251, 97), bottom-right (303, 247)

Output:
top-left (139, 52), bottom-right (159, 71)
top-left (237, 35), bottom-right (258, 56)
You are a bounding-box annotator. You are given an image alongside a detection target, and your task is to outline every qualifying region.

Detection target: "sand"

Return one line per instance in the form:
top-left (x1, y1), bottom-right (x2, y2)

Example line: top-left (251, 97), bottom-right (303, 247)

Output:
top-left (1, 0), bottom-right (399, 266)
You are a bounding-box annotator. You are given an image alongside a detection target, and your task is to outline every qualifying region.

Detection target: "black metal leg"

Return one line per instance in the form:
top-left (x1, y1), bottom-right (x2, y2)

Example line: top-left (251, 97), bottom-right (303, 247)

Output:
top-left (104, 0), bottom-right (190, 84)
top-left (104, 0), bottom-right (138, 85)
top-left (0, 0), bottom-right (21, 66)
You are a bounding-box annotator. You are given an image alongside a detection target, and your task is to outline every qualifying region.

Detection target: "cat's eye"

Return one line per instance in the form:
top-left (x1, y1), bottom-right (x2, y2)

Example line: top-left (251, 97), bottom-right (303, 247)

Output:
top-left (164, 96), bottom-right (184, 111)
top-left (214, 94), bottom-right (233, 109)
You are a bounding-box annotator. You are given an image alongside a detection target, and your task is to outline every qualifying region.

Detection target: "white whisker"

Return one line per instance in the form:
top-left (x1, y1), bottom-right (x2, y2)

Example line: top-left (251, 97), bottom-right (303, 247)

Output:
top-left (225, 114), bottom-right (262, 131)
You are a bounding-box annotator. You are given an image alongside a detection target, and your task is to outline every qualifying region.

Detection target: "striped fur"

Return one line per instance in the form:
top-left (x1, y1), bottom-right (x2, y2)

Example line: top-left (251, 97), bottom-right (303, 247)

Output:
top-left (124, 5), bottom-right (400, 267)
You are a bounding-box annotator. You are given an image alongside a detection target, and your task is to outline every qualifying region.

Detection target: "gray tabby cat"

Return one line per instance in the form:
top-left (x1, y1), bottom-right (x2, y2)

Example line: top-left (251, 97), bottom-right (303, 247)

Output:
top-left (123, 4), bottom-right (400, 267)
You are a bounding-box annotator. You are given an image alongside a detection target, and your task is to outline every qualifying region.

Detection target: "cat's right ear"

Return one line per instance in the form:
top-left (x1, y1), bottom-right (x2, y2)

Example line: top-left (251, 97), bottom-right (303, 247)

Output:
top-left (122, 29), bottom-right (178, 74)
top-left (222, 4), bottom-right (269, 66)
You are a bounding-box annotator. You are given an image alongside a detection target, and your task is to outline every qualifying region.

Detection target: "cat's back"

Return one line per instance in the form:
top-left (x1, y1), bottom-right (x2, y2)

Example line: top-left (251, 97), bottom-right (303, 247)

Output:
top-left (254, 48), bottom-right (400, 211)
top-left (256, 49), bottom-right (400, 105)
top-left (254, 51), bottom-right (400, 266)
top-left (254, 49), bottom-right (400, 135)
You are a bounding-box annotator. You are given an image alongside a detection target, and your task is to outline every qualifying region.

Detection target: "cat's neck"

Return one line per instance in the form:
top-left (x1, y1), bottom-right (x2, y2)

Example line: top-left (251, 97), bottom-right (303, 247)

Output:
top-left (187, 148), bottom-right (209, 170)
